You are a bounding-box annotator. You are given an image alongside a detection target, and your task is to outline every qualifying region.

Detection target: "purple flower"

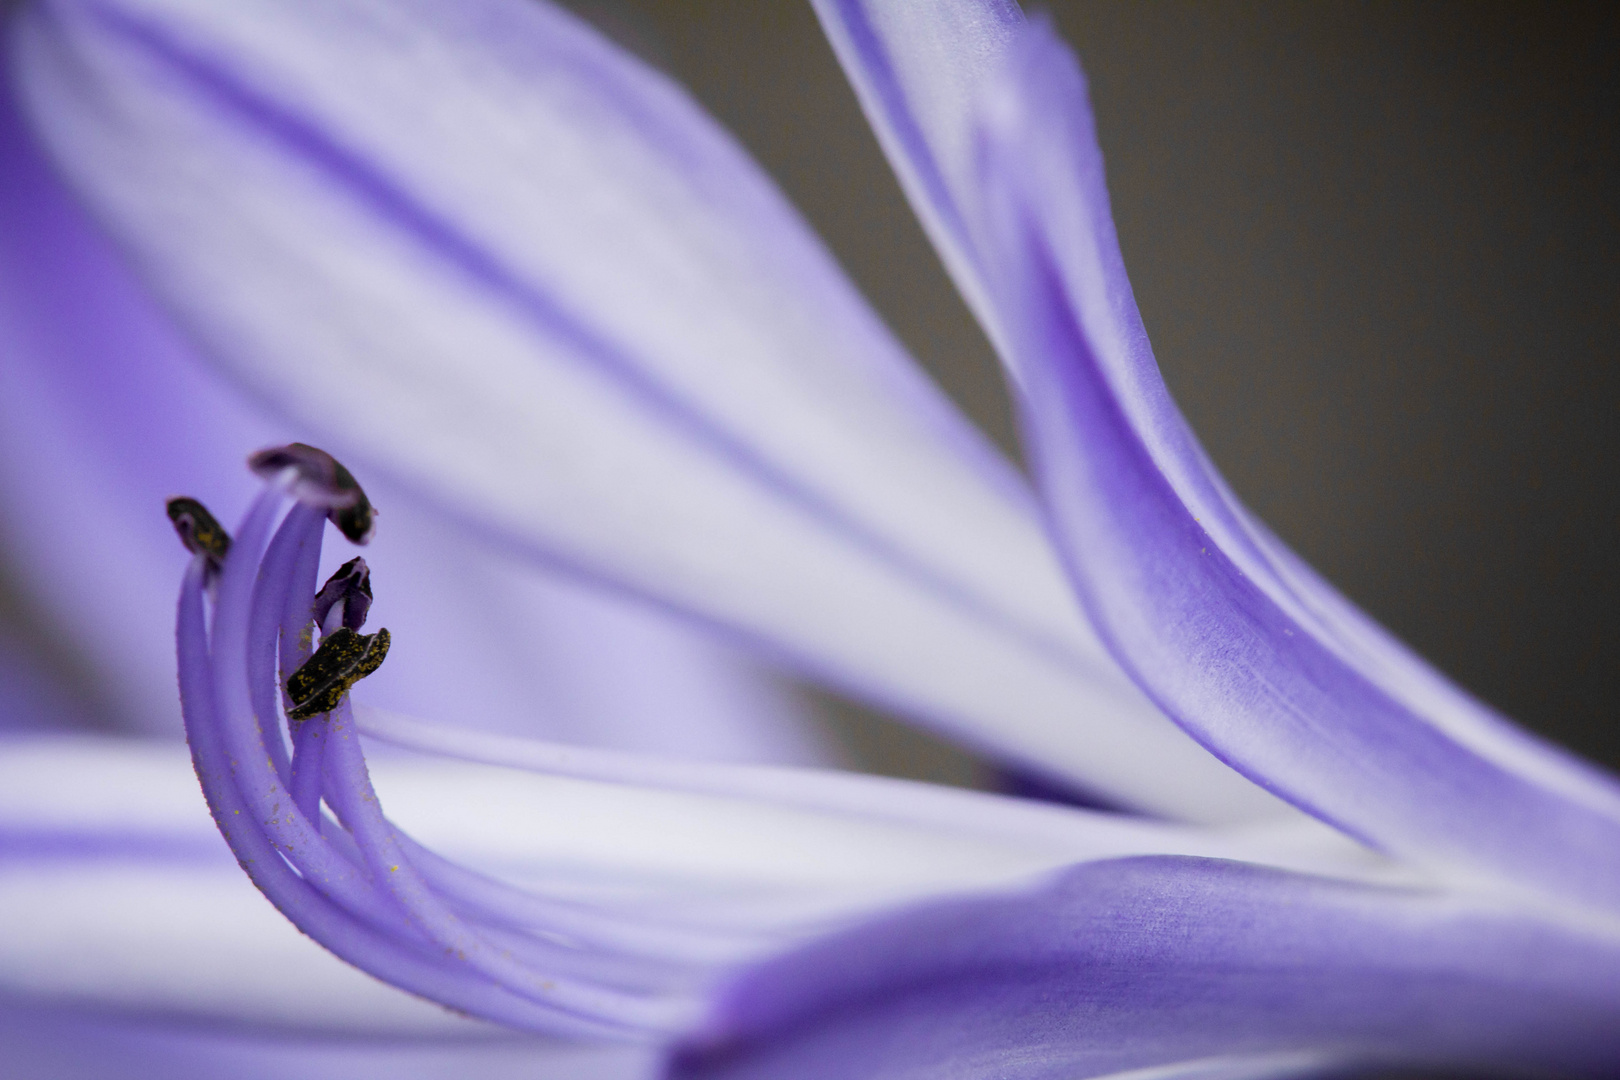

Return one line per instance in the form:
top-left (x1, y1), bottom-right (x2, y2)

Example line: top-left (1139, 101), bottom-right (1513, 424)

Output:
top-left (2, 1), bottom-right (1617, 1077)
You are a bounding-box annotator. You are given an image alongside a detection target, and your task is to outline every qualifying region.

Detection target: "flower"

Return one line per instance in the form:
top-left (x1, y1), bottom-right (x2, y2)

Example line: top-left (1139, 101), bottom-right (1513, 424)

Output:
top-left (1, 2), bottom-right (1617, 1079)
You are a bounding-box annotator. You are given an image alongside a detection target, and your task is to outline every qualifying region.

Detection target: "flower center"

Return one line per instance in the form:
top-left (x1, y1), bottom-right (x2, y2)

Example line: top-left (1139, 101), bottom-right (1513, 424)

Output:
top-left (171, 444), bottom-right (712, 1039)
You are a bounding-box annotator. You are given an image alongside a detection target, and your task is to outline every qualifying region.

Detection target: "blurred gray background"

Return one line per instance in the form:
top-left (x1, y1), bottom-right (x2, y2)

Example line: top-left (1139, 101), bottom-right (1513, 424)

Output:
top-left (564, 1), bottom-right (1618, 782)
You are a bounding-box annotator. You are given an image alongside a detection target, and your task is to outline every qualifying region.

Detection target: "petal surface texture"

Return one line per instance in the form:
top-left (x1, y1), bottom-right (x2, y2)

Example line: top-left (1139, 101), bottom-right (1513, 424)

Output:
top-left (810, 0), bottom-right (1020, 353)
top-left (0, 728), bottom-right (1336, 1037)
top-left (0, 53), bottom-right (824, 763)
top-left (668, 858), bottom-right (1620, 1080)
top-left (963, 23), bottom-right (1620, 910)
top-left (10, 0), bottom-right (1282, 819)
top-left (0, 737), bottom-right (543, 1035)
top-left (0, 1011), bottom-right (656, 1080)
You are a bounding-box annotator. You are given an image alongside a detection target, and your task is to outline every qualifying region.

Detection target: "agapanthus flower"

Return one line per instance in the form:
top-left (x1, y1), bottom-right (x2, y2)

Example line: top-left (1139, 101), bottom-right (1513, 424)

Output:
top-left (1, 1), bottom-right (1617, 1078)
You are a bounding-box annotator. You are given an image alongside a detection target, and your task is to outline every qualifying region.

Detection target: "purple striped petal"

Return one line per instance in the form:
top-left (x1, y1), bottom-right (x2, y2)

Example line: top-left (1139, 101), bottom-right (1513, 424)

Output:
top-left (966, 24), bottom-right (1620, 909)
top-left (0, 64), bottom-right (272, 735)
top-left (8, 0), bottom-right (1282, 818)
top-left (0, 58), bottom-right (827, 762)
top-left (810, 0), bottom-right (1023, 347)
top-left (0, 737), bottom-right (520, 1034)
top-left (667, 856), bottom-right (1620, 1080)
top-left (0, 1008), bottom-right (656, 1080)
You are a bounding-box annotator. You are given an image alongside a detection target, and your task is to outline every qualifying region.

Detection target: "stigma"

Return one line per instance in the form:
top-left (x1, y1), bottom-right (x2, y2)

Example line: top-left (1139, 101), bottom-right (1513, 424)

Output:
top-left (165, 496), bottom-right (231, 580)
top-left (248, 442), bottom-right (377, 543)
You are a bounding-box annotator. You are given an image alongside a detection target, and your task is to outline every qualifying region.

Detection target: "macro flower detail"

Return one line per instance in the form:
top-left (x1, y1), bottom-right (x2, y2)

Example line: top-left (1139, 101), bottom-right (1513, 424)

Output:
top-left (248, 442), bottom-right (379, 546)
top-left (282, 607), bottom-right (389, 723)
top-left (175, 450), bottom-right (704, 1038)
top-left (164, 495), bottom-right (231, 581)
top-left (1, 0), bottom-right (1617, 1078)
top-left (178, 443), bottom-right (1363, 1054)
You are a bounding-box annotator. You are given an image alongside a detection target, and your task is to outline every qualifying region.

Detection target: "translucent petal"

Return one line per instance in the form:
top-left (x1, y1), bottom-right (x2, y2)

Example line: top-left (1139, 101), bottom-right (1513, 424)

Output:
top-left (12, 0), bottom-right (1280, 818)
top-left (0, 58), bottom-right (824, 762)
top-left (967, 21), bottom-right (1620, 912)
top-left (671, 857), bottom-right (1620, 1080)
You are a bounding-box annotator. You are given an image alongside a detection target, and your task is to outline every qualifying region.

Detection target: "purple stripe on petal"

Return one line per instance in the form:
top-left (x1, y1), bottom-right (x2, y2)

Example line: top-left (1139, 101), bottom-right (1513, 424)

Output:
top-left (0, 23), bottom-right (834, 763)
top-left (0, 1004), bottom-right (655, 1080)
top-left (968, 21), bottom-right (1620, 909)
top-left (0, 58), bottom-right (275, 735)
top-left (11, 0), bottom-right (1282, 816)
top-left (811, 0), bottom-right (1024, 349)
top-left (0, 828), bottom-right (222, 861)
top-left (668, 857), bottom-right (1620, 1080)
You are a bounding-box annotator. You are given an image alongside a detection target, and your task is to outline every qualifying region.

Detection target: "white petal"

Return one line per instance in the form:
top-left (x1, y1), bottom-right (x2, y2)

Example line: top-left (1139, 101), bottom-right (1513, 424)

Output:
top-left (0, 61), bottom-right (824, 762)
top-left (14, 0), bottom-right (1280, 819)
top-left (0, 732), bottom-right (1379, 1029)
top-left (0, 739), bottom-right (497, 1033)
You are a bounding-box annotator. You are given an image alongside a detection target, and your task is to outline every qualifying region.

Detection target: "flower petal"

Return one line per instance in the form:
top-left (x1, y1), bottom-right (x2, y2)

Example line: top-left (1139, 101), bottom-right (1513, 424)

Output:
top-left (0, 58), bottom-right (827, 763)
top-left (967, 24), bottom-right (1620, 909)
top-left (0, 729), bottom-right (1336, 1036)
top-left (338, 505), bottom-right (834, 764)
top-left (809, 0), bottom-right (1022, 351)
top-left (0, 737), bottom-right (511, 1034)
top-left (0, 1007), bottom-right (655, 1080)
top-left (668, 857), bottom-right (1620, 1080)
top-left (0, 63), bottom-right (270, 735)
top-left (10, 0), bottom-right (1281, 819)
top-left (355, 705), bottom-right (1387, 893)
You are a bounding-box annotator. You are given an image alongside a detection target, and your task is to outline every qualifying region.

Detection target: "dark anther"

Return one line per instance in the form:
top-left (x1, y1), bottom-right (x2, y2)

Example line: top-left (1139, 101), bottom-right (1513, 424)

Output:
top-left (313, 556), bottom-right (373, 634)
top-left (286, 626), bottom-right (390, 722)
top-left (248, 443), bottom-right (377, 545)
top-left (167, 497), bottom-right (231, 577)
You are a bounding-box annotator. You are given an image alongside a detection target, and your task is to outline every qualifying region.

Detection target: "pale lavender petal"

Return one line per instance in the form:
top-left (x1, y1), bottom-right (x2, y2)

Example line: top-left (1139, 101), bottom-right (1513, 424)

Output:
top-left (354, 519), bottom-right (831, 764)
top-left (9, 0), bottom-right (1283, 818)
top-left (0, 737), bottom-right (530, 1034)
top-left (0, 1008), bottom-right (657, 1080)
top-left (0, 63), bottom-right (272, 735)
top-left (966, 22), bottom-right (1620, 908)
top-left (810, 0), bottom-right (1022, 349)
top-left (0, 55), bottom-right (828, 762)
top-left (668, 857), bottom-right (1620, 1080)
top-left (356, 706), bottom-right (1385, 888)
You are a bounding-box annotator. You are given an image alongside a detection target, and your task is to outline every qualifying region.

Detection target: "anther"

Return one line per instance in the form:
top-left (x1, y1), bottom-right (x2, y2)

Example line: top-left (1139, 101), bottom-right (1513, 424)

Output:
top-left (286, 626), bottom-right (391, 722)
top-left (313, 557), bottom-right (373, 635)
top-left (248, 443), bottom-right (377, 545)
top-left (166, 497), bottom-right (231, 578)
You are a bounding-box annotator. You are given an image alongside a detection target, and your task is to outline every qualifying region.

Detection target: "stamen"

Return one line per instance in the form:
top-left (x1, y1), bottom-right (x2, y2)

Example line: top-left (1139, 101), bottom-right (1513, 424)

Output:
top-left (165, 496), bottom-right (230, 578)
top-left (175, 443), bottom-right (746, 1039)
top-left (285, 626), bottom-right (390, 722)
top-left (313, 556), bottom-right (373, 634)
top-left (248, 442), bottom-right (377, 544)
